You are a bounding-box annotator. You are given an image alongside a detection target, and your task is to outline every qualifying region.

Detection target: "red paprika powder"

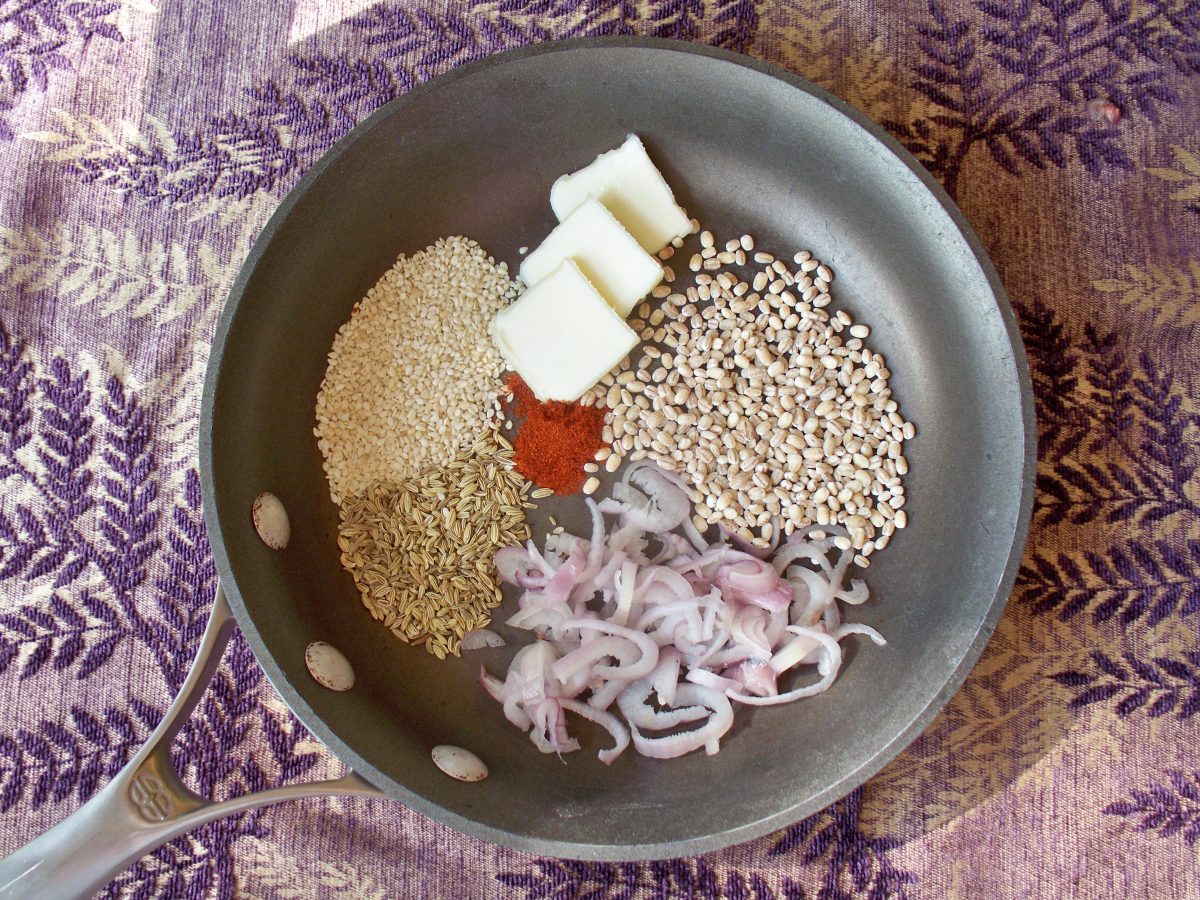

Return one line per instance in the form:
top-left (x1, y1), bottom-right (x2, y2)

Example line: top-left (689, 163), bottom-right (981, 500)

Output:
top-left (503, 374), bottom-right (607, 494)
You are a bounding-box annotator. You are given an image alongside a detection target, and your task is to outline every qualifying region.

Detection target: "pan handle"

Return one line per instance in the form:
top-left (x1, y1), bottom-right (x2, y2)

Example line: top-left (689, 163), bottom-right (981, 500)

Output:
top-left (0, 586), bottom-right (382, 900)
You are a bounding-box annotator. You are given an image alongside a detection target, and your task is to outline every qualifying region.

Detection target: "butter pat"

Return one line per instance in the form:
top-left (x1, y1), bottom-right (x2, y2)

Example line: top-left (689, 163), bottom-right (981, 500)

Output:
top-left (520, 197), bottom-right (662, 318)
top-left (550, 134), bottom-right (691, 254)
top-left (492, 261), bottom-right (638, 402)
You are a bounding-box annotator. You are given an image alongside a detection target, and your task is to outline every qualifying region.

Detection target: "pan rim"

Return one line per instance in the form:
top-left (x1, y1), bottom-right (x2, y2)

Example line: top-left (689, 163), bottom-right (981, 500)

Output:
top-left (199, 35), bottom-right (1036, 861)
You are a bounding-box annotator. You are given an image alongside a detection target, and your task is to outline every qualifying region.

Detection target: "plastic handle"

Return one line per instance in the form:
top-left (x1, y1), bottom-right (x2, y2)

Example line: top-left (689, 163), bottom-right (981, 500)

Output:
top-left (0, 586), bottom-right (380, 900)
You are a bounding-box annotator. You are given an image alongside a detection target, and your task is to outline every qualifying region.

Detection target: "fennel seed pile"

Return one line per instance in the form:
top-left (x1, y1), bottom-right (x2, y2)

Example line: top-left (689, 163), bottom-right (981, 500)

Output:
top-left (337, 430), bottom-right (532, 659)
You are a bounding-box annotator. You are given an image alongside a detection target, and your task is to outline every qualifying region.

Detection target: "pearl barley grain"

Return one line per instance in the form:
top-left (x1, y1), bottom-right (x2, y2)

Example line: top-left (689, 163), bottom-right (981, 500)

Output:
top-left (599, 231), bottom-right (914, 555)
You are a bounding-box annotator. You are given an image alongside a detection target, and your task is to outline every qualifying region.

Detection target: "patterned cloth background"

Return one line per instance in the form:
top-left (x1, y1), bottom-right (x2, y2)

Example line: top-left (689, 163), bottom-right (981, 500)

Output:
top-left (0, 0), bottom-right (1197, 897)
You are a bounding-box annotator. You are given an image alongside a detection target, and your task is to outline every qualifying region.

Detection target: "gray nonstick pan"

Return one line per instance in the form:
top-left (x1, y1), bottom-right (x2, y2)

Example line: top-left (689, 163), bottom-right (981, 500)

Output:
top-left (0, 37), bottom-right (1034, 897)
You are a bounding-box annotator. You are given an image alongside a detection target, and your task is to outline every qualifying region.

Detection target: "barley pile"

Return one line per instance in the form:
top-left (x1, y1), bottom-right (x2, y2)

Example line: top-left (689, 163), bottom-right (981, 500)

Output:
top-left (337, 430), bottom-right (532, 658)
top-left (315, 236), bottom-right (517, 504)
top-left (581, 231), bottom-right (913, 566)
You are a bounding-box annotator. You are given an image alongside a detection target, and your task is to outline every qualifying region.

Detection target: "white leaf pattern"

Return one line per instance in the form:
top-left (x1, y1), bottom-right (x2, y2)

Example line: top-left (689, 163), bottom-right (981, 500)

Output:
top-left (0, 222), bottom-right (237, 326)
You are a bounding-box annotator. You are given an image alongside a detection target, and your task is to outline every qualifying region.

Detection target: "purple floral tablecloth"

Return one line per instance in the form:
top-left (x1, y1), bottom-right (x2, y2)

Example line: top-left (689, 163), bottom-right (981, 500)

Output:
top-left (0, 1), bottom-right (1197, 897)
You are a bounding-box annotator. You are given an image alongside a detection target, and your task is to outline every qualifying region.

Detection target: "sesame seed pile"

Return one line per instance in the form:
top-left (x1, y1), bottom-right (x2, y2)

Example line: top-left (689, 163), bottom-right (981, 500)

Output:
top-left (315, 236), bottom-right (517, 505)
top-left (580, 230), bottom-right (913, 566)
top-left (337, 430), bottom-right (532, 659)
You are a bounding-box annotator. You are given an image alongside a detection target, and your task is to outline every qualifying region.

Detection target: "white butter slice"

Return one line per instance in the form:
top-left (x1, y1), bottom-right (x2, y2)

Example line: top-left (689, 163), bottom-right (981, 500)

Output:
top-left (520, 197), bottom-right (662, 318)
top-left (492, 260), bottom-right (638, 402)
top-left (550, 134), bottom-right (691, 254)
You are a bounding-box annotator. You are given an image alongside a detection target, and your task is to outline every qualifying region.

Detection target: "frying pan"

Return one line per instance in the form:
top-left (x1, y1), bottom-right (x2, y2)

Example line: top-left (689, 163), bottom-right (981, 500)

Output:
top-left (0, 37), bottom-right (1034, 897)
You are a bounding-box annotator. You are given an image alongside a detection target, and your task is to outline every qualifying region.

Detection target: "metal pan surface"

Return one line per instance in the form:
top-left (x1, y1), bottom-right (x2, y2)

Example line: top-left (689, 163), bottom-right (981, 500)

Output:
top-left (200, 37), bottom-right (1035, 860)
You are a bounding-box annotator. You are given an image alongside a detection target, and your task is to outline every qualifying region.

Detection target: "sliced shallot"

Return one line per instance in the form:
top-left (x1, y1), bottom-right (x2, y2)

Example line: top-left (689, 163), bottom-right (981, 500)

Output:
top-left (479, 466), bottom-right (886, 762)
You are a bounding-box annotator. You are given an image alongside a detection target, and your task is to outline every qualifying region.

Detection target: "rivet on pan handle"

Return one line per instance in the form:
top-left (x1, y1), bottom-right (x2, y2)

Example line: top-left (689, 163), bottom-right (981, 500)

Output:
top-left (0, 586), bottom-right (382, 900)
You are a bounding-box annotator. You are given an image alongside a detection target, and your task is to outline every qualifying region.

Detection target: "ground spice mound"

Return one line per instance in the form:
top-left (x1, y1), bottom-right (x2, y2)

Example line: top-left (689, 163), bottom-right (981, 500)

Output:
top-left (504, 374), bottom-right (607, 494)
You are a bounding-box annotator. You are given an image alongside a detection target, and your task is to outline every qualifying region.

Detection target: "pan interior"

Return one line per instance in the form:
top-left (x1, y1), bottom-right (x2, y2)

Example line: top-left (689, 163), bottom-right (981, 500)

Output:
top-left (202, 41), bottom-right (1031, 860)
